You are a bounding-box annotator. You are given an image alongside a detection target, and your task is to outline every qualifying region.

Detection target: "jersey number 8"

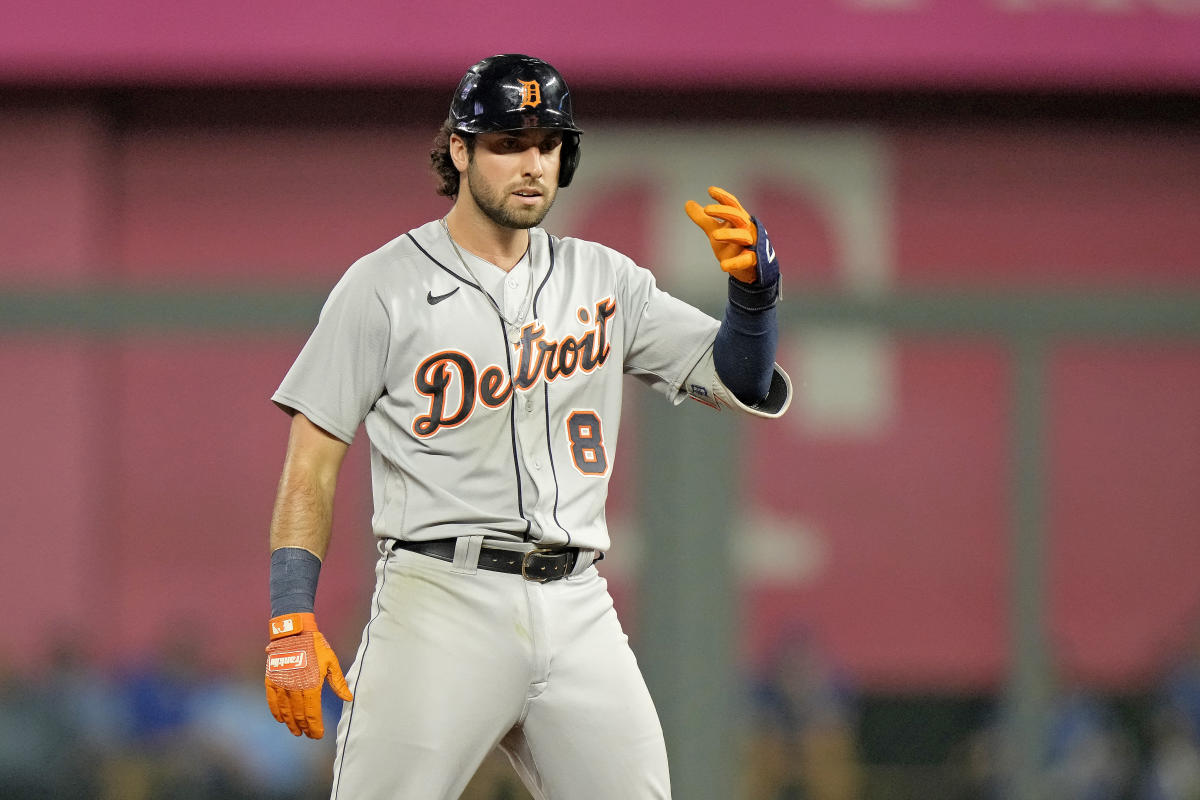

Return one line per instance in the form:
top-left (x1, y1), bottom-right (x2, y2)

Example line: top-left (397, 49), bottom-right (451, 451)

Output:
top-left (566, 411), bottom-right (608, 476)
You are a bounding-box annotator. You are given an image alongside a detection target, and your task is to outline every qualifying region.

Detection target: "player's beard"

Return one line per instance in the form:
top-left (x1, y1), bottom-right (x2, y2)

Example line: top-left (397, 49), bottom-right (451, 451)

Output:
top-left (466, 160), bottom-right (557, 230)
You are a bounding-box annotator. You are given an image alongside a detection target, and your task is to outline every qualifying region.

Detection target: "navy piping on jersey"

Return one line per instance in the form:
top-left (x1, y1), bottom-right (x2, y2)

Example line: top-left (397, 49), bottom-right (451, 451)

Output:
top-left (332, 544), bottom-right (393, 800)
top-left (499, 319), bottom-right (532, 541)
top-left (534, 236), bottom-right (574, 547)
top-left (541, 379), bottom-right (570, 545)
top-left (406, 233), bottom-right (478, 289)
top-left (407, 230), bottom-right (530, 536)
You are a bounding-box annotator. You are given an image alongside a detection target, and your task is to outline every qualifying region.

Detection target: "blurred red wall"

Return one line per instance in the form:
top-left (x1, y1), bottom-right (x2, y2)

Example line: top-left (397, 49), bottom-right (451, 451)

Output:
top-left (2, 104), bottom-right (1198, 690)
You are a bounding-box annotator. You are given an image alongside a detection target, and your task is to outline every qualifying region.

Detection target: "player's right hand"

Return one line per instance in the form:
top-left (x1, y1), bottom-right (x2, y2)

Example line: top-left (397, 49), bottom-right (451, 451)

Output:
top-left (685, 186), bottom-right (778, 287)
top-left (264, 612), bottom-right (353, 739)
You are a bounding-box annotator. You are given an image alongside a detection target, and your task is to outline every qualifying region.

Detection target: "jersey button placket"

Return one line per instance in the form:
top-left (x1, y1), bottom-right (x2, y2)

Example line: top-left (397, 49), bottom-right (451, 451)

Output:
top-left (513, 393), bottom-right (553, 528)
top-left (502, 267), bottom-right (525, 324)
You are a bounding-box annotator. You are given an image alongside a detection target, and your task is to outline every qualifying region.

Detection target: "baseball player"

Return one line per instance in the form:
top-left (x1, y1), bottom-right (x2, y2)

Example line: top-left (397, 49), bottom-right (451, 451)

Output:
top-left (263, 54), bottom-right (791, 799)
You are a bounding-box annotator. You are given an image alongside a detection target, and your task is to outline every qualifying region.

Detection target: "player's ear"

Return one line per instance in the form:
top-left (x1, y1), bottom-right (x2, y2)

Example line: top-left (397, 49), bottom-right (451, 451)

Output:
top-left (449, 134), bottom-right (471, 174)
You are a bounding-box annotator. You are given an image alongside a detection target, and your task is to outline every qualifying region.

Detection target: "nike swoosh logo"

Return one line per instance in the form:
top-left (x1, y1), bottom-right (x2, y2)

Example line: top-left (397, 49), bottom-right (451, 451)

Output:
top-left (426, 288), bottom-right (460, 305)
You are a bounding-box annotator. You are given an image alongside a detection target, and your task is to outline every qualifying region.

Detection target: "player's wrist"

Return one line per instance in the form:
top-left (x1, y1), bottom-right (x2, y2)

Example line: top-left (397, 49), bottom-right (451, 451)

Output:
top-left (270, 546), bottom-right (322, 617)
top-left (727, 274), bottom-right (779, 312)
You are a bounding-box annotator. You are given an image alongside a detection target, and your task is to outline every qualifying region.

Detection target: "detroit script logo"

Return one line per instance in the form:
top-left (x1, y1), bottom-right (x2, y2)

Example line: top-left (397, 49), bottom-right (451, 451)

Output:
top-left (412, 298), bottom-right (616, 438)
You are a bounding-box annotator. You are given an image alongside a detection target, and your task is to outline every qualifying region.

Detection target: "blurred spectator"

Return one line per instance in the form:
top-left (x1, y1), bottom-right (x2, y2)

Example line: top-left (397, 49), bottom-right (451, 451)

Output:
top-left (0, 633), bottom-right (125, 799)
top-left (184, 653), bottom-right (338, 799)
top-left (0, 658), bottom-right (85, 799)
top-left (95, 628), bottom-right (209, 799)
top-left (1157, 626), bottom-right (1200, 748)
top-left (965, 682), bottom-right (1134, 800)
top-left (1044, 685), bottom-right (1135, 800)
top-left (1140, 709), bottom-right (1200, 800)
top-left (1140, 623), bottom-right (1200, 800)
top-left (742, 628), bottom-right (863, 800)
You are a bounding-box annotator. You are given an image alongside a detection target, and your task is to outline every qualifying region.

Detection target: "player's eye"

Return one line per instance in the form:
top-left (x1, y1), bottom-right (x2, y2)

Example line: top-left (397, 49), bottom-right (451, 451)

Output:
top-left (539, 136), bottom-right (563, 153)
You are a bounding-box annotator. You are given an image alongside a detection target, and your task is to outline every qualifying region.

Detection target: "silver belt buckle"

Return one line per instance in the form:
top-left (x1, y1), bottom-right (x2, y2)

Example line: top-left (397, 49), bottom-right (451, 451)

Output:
top-left (520, 547), bottom-right (558, 582)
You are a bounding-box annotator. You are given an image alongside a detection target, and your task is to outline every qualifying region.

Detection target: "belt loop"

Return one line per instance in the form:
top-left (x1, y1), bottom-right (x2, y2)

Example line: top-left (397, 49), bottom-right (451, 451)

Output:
top-left (451, 535), bottom-right (483, 574)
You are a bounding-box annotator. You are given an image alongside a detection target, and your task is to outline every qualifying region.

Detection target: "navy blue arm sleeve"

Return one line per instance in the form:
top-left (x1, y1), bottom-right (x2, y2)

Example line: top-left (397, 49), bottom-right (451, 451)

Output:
top-left (712, 276), bottom-right (780, 406)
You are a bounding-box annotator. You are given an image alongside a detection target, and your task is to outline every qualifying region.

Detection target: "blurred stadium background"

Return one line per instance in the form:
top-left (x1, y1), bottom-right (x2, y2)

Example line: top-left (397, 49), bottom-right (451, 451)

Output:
top-left (2, 2), bottom-right (1199, 799)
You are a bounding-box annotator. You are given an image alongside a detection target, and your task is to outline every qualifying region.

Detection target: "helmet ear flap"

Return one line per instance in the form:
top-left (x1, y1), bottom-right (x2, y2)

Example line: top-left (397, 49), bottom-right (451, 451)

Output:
top-left (558, 133), bottom-right (581, 188)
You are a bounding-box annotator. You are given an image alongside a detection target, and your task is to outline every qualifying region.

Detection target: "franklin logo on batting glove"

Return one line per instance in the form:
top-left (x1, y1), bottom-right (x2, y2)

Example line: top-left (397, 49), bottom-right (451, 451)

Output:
top-left (268, 651), bottom-right (307, 670)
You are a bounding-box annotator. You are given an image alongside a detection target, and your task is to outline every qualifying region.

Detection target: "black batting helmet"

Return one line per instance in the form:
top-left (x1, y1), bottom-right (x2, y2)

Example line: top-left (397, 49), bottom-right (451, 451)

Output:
top-left (448, 54), bottom-right (583, 188)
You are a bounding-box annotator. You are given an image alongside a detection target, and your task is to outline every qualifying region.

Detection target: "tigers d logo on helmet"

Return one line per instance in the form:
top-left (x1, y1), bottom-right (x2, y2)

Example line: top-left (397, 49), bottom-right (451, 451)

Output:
top-left (518, 80), bottom-right (542, 109)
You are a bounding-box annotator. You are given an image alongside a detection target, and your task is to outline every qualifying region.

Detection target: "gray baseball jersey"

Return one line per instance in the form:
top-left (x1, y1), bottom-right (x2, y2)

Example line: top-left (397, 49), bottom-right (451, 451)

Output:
top-left (273, 218), bottom-right (791, 552)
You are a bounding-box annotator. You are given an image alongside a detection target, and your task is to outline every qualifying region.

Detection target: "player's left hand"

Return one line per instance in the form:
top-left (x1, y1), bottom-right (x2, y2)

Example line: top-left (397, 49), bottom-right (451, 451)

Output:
top-left (264, 612), bottom-right (353, 739)
top-left (685, 186), bottom-right (778, 287)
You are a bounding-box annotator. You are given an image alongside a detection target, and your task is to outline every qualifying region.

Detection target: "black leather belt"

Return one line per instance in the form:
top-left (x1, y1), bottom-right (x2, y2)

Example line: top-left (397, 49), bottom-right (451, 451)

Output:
top-left (391, 538), bottom-right (585, 582)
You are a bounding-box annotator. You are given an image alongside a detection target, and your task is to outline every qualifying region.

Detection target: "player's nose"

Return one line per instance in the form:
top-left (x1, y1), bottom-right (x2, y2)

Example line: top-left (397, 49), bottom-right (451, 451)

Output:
top-left (518, 145), bottom-right (544, 180)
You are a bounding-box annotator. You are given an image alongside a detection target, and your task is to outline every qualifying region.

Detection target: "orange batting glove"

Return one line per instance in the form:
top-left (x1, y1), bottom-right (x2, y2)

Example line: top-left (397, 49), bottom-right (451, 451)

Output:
top-left (264, 612), bottom-right (353, 739)
top-left (685, 186), bottom-right (759, 284)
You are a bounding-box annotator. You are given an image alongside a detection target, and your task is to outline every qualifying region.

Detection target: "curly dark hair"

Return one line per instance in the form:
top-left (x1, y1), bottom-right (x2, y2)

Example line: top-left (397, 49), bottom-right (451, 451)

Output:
top-left (430, 123), bottom-right (475, 197)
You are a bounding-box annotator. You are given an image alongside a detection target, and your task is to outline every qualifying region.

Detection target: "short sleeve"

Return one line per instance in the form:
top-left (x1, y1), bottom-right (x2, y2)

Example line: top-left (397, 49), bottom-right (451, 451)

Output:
top-left (617, 255), bottom-right (723, 403)
top-left (271, 263), bottom-right (391, 443)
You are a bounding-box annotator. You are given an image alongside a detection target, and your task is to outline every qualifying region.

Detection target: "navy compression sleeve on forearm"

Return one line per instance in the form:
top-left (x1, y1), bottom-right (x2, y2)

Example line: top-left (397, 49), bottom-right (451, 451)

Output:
top-left (270, 546), bottom-right (322, 617)
top-left (712, 276), bottom-right (779, 406)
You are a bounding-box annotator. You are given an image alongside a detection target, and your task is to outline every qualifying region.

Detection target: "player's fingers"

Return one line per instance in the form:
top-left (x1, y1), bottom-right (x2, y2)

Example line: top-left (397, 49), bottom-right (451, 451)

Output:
top-left (712, 227), bottom-right (754, 248)
top-left (685, 200), bottom-right (721, 235)
top-left (730, 266), bottom-right (759, 284)
top-left (314, 632), bottom-right (355, 703)
top-left (282, 689), bottom-right (308, 737)
top-left (275, 688), bottom-right (303, 736)
top-left (269, 683), bottom-right (291, 727)
top-left (702, 203), bottom-right (752, 229)
top-left (707, 185), bottom-right (745, 212)
top-left (327, 662), bottom-right (355, 703)
top-left (292, 690), bottom-right (314, 736)
top-left (720, 251), bottom-right (757, 274)
top-left (264, 677), bottom-right (285, 724)
top-left (689, 195), bottom-right (750, 269)
top-left (302, 687), bottom-right (325, 739)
